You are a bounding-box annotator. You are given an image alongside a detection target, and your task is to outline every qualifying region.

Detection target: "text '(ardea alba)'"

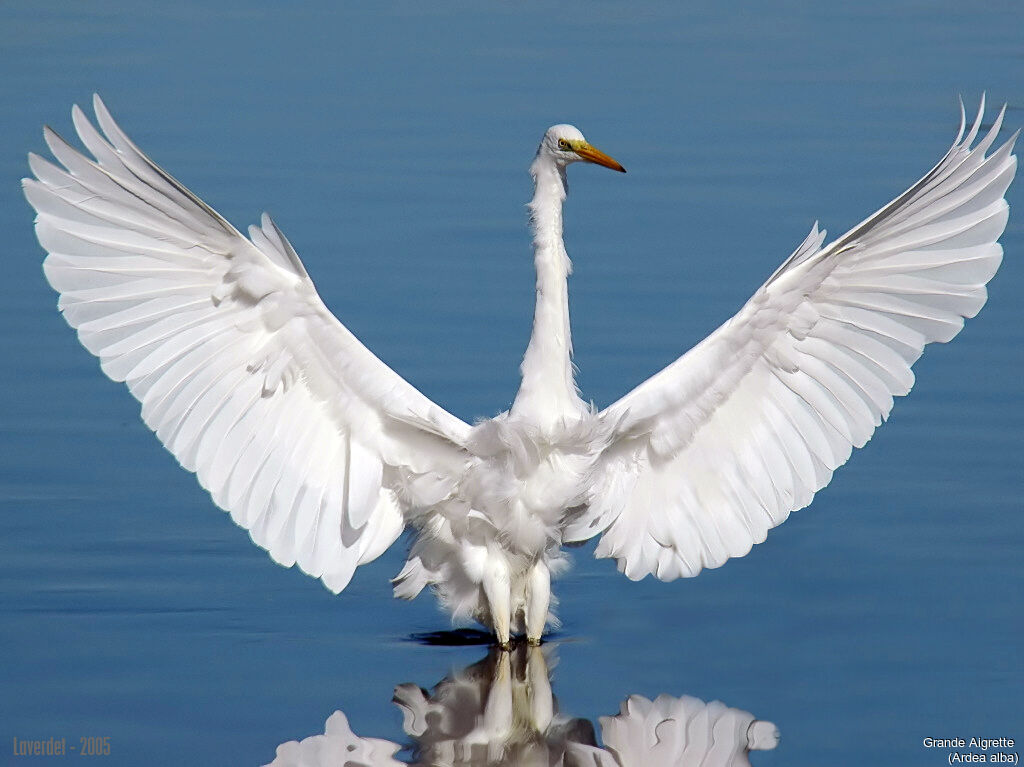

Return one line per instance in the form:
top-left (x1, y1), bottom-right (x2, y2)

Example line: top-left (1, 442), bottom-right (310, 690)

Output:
top-left (25, 97), bottom-right (1016, 647)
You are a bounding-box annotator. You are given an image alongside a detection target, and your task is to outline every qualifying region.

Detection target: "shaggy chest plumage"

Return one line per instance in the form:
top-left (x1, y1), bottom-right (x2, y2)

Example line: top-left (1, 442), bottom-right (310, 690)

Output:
top-left (394, 412), bottom-right (609, 641)
top-left (469, 414), bottom-right (608, 543)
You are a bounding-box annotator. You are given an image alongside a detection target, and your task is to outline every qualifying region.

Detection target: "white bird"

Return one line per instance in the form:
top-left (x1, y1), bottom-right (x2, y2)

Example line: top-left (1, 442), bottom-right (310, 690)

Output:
top-left (25, 96), bottom-right (1016, 648)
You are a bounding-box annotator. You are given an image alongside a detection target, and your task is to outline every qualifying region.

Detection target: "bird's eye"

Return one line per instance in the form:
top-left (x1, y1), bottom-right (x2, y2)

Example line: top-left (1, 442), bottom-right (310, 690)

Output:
top-left (558, 138), bottom-right (570, 150)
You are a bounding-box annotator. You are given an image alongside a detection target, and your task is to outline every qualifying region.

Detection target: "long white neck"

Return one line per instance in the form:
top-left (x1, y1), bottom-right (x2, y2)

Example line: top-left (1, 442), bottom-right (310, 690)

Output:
top-left (510, 155), bottom-right (586, 427)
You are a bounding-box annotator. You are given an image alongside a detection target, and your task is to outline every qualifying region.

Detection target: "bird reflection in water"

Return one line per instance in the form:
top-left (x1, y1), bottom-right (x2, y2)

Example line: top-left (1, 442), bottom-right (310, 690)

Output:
top-left (266, 643), bottom-right (778, 766)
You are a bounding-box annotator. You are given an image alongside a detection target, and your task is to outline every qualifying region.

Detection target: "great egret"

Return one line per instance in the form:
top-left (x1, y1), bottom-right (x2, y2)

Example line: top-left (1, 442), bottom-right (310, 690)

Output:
top-left (25, 96), bottom-right (1016, 647)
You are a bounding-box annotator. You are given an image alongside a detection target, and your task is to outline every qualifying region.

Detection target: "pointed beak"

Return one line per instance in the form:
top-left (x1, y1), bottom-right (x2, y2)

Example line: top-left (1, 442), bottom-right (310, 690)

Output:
top-left (572, 141), bottom-right (626, 173)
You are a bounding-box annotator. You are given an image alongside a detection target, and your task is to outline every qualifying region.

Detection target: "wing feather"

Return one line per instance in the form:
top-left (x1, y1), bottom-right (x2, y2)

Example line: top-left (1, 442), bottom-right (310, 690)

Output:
top-left (575, 101), bottom-right (1017, 581)
top-left (26, 96), bottom-right (472, 593)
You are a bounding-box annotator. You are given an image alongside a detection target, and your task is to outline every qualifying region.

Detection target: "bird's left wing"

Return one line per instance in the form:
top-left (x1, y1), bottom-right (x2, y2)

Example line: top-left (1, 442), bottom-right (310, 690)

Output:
top-left (24, 96), bottom-right (473, 593)
top-left (566, 101), bottom-right (1017, 581)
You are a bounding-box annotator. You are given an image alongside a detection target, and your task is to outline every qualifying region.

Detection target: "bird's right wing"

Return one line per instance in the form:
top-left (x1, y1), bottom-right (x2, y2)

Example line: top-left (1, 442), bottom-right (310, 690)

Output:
top-left (25, 96), bottom-right (473, 593)
top-left (567, 100), bottom-right (1017, 581)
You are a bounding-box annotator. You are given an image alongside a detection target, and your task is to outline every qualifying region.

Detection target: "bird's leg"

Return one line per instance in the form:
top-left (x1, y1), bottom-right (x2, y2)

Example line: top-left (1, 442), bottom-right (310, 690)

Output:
top-left (525, 559), bottom-right (550, 645)
top-left (482, 553), bottom-right (512, 650)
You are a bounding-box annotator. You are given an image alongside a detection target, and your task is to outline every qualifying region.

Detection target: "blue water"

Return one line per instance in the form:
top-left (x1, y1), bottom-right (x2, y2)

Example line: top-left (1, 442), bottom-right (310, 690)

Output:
top-left (1, 2), bottom-right (1021, 764)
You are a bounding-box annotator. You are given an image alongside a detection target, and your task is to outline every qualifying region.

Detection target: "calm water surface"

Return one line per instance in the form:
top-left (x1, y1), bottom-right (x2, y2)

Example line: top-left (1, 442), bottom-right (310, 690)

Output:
top-left (1, 2), bottom-right (1021, 765)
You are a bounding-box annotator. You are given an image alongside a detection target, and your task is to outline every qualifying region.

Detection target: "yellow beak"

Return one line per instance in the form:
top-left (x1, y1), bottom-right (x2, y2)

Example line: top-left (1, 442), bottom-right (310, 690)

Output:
top-left (571, 140), bottom-right (626, 173)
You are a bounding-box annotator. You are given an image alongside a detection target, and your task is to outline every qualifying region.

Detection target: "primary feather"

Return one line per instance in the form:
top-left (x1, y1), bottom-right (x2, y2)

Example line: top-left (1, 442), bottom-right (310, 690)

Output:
top-left (26, 97), bottom-right (1016, 644)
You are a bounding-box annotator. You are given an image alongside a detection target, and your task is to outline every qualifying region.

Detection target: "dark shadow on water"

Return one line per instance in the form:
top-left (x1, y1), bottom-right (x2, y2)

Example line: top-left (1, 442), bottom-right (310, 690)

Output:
top-left (407, 628), bottom-right (497, 646)
top-left (408, 629), bottom-right (565, 646)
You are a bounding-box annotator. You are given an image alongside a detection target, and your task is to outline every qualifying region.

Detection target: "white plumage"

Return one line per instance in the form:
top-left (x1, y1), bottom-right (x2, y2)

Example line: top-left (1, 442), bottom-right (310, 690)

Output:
top-left (25, 96), bottom-right (1016, 646)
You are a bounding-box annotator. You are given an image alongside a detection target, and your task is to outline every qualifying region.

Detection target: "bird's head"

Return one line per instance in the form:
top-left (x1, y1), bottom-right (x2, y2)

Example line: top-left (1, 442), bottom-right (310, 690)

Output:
top-left (538, 124), bottom-right (626, 173)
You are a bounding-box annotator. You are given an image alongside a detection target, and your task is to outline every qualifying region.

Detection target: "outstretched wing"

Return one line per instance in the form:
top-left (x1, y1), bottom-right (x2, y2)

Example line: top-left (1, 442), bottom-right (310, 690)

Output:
top-left (25, 95), bottom-right (472, 593)
top-left (567, 100), bottom-right (1017, 581)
